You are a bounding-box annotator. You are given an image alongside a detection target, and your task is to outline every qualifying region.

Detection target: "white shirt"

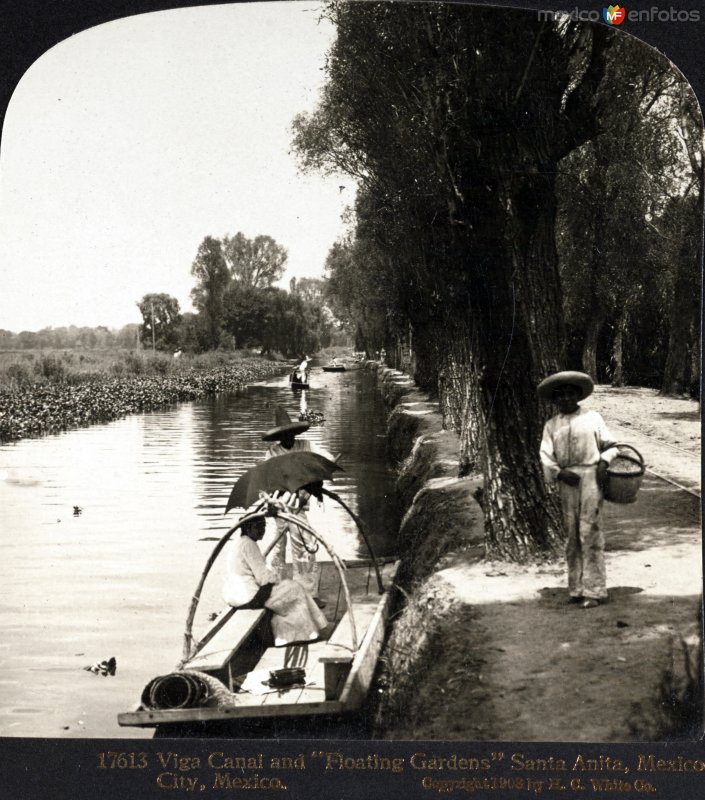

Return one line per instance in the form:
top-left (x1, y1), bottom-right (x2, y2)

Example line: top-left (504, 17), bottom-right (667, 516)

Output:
top-left (540, 407), bottom-right (618, 484)
top-left (223, 535), bottom-right (277, 607)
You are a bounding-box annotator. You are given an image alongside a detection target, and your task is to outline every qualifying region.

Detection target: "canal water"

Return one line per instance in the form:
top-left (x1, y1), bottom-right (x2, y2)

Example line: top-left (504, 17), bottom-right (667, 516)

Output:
top-left (0, 366), bottom-right (399, 738)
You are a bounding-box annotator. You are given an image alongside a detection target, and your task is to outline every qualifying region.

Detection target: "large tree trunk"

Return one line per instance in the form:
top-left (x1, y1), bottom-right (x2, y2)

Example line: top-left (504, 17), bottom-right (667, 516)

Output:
top-left (663, 86), bottom-right (703, 397)
top-left (453, 164), bottom-right (566, 561)
top-left (582, 314), bottom-right (604, 379)
top-left (436, 322), bottom-right (482, 475)
top-left (611, 307), bottom-right (627, 387)
top-left (662, 213), bottom-right (702, 395)
top-left (580, 148), bottom-right (610, 381)
top-left (438, 20), bottom-right (610, 561)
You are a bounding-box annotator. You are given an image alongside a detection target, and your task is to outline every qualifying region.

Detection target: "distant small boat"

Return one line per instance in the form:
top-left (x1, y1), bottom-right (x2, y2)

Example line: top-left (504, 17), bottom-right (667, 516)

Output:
top-left (322, 365), bottom-right (346, 373)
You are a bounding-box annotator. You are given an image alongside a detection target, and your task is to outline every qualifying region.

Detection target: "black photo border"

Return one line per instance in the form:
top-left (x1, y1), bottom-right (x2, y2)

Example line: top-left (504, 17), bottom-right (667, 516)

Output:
top-left (0, 1), bottom-right (703, 799)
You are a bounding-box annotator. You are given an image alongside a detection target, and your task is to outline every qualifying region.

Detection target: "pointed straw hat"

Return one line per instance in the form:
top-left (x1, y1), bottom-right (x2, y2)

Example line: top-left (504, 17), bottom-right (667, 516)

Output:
top-left (262, 405), bottom-right (310, 442)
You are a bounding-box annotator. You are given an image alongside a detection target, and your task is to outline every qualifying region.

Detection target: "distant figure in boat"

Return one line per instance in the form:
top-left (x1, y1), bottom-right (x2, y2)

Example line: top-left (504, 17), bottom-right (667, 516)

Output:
top-left (295, 356), bottom-right (311, 384)
top-left (262, 406), bottom-right (336, 608)
top-left (222, 516), bottom-right (327, 647)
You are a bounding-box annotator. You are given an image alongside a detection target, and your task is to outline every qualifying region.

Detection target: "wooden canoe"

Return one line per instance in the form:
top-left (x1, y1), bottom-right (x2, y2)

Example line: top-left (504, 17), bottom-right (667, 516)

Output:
top-left (117, 560), bottom-right (399, 729)
top-left (322, 365), bottom-right (346, 372)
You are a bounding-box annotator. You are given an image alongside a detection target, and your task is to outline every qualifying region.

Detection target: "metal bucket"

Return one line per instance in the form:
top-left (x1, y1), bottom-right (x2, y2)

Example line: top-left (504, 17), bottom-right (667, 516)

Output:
top-left (603, 443), bottom-right (645, 504)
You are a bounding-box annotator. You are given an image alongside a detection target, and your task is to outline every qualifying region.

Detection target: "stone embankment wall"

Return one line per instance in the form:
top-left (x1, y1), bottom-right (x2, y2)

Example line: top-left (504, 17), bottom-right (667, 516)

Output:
top-left (366, 363), bottom-right (486, 736)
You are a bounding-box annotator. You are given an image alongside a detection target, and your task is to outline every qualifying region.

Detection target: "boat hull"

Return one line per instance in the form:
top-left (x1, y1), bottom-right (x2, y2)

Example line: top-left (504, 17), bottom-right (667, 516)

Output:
top-left (118, 560), bottom-right (398, 728)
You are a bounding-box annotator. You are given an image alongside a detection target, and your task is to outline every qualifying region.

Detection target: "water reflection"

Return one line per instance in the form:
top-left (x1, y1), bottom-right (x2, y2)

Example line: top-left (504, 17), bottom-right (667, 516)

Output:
top-left (0, 367), bottom-right (398, 737)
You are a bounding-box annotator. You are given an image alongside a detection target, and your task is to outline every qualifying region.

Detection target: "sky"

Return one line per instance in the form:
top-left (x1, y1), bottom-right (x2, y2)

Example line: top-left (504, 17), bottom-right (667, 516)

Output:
top-left (0, 2), bottom-right (352, 333)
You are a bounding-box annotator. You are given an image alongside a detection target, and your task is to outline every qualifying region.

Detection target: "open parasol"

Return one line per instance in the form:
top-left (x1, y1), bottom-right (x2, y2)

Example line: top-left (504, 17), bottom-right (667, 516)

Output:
top-left (225, 451), bottom-right (343, 513)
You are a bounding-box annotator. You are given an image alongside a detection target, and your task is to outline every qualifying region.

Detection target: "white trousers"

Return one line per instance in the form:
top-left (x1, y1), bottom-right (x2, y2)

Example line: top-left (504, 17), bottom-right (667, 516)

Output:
top-left (267, 511), bottom-right (321, 597)
top-left (558, 465), bottom-right (607, 600)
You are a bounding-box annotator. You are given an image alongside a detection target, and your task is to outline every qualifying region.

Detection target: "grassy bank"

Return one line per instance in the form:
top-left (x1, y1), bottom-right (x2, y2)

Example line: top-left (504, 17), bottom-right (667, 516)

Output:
top-left (0, 349), bottom-right (285, 444)
top-left (0, 348), bottom-right (283, 386)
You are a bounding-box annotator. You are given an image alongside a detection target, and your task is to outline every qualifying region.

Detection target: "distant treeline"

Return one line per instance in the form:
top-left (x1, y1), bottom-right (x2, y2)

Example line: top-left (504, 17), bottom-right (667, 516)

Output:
top-left (0, 324), bottom-right (139, 350)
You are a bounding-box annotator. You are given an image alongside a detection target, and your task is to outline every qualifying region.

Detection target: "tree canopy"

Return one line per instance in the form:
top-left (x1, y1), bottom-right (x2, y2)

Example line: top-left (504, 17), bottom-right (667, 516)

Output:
top-left (223, 233), bottom-right (288, 289)
top-left (293, 2), bottom-right (702, 560)
top-left (136, 293), bottom-right (182, 350)
top-left (190, 235), bottom-right (230, 350)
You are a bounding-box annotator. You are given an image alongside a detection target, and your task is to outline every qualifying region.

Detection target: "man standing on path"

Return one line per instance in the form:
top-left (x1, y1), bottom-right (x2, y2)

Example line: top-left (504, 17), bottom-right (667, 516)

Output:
top-left (262, 406), bottom-right (334, 607)
top-left (538, 372), bottom-right (619, 609)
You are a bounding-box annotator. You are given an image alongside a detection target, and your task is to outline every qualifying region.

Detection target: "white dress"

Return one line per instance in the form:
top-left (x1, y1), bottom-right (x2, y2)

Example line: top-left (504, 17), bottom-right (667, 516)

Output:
top-left (223, 535), bottom-right (327, 646)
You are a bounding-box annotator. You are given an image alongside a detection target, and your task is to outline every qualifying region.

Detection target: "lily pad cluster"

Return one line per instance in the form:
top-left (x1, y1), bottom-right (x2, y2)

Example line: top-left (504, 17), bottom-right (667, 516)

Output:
top-left (0, 361), bottom-right (282, 444)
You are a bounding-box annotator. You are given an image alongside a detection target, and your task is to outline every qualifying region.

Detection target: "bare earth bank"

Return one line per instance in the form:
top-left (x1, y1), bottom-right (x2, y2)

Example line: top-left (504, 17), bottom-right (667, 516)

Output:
top-left (376, 381), bottom-right (701, 742)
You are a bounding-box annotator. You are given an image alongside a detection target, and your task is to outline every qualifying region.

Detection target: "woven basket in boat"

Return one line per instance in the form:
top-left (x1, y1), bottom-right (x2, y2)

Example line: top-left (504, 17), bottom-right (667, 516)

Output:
top-left (603, 444), bottom-right (645, 504)
top-left (141, 670), bottom-right (237, 710)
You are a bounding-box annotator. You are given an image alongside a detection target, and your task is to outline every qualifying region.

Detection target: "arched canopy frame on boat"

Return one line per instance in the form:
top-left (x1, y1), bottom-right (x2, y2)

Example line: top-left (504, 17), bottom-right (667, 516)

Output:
top-left (181, 495), bottom-right (357, 665)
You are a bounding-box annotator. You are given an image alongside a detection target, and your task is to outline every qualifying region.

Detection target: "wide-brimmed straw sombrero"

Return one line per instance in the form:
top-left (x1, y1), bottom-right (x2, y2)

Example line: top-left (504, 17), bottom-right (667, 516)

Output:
top-left (262, 406), bottom-right (310, 442)
top-left (537, 371), bottom-right (594, 401)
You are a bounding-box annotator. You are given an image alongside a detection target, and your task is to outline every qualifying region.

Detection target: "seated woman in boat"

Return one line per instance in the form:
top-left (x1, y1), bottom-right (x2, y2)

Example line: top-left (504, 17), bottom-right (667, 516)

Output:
top-left (222, 516), bottom-right (328, 647)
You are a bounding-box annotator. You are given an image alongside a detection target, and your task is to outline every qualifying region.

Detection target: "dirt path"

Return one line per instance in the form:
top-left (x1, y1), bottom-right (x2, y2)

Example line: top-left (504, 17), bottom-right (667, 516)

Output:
top-left (585, 385), bottom-right (700, 496)
top-left (391, 386), bottom-right (701, 742)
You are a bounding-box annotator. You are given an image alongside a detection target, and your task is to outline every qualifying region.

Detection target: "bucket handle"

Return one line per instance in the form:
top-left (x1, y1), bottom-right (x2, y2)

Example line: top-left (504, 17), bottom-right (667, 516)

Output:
top-left (608, 442), bottom-right (645, 471)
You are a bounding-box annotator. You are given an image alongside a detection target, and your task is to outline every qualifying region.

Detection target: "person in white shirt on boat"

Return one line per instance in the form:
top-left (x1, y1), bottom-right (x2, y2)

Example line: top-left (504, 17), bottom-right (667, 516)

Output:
top-left (262, 406), bottom-right (336, 606)
top-left (296, 356), bottom-right (311, 383)
top-left (222, 515), bottom-right (327, 647)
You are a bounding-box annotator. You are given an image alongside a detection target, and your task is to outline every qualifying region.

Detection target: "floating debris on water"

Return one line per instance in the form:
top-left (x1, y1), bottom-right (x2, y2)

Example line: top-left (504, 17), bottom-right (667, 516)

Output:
top-left (299, 410), bottom-right (325, 425)
top-left (83, 657), bottom-right (117, 677)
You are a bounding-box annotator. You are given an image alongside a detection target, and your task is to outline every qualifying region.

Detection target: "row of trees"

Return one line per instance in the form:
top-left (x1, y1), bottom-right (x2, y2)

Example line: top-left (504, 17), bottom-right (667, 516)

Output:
top-left (293, 3), bottom-right (702, 560)
top-left (556, 39), bottom-right (701, 395)
top-left (4, 233), bottom-right (334, 360)
top-left (0, 325), bottom-right (139, 350)
top-left (137, 232), bottom-right (335, 357)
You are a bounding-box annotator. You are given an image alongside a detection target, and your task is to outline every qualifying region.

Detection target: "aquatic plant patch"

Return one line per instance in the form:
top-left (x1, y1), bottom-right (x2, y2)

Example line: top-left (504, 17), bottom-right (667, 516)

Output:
top-left (0, 361), bottom-right (283, 443)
